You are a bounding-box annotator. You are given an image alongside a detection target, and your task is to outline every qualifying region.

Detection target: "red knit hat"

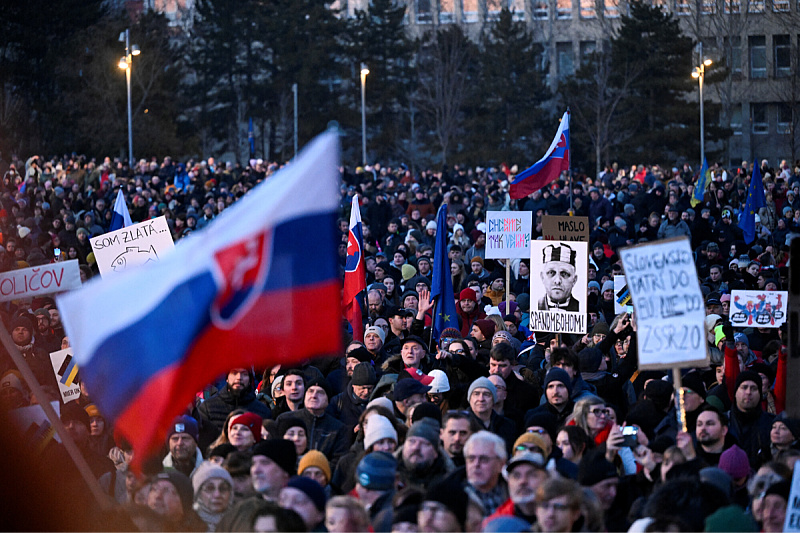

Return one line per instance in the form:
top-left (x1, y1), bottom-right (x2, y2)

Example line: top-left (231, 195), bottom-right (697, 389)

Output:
top-left (229, 412), bottom-right (263, 442)
top-left (459, 288), bottom-right (477, 302)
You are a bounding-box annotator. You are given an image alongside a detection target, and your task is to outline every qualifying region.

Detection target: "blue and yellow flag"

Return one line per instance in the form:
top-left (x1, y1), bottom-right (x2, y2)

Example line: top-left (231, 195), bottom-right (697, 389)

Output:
top-left (430, 204), bottom-right (459, 342)
top-left (691, 158), bottom-right (710, 208)
top-left (738, 163), bottom-right (766, 244)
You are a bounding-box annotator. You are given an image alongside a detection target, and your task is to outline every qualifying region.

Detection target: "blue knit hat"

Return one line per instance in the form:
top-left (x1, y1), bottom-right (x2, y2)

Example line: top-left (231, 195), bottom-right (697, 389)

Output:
top-left (287, 476), bottom-right (327, 512)
top-left (356, 452), bottom-right (397, 491)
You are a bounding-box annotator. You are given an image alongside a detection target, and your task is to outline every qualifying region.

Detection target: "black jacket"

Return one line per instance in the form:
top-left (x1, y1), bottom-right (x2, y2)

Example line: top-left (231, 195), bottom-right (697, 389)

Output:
top-left (194, 384), bottom-right (272, 452)
top-left (277, 409), bottom-right (349, 469)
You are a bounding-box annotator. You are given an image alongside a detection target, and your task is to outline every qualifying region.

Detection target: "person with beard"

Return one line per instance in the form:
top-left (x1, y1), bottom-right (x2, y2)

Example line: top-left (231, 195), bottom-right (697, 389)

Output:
top-left (693, 407), bottom-right (736, 467)
top-left (7, 314), bottom-right (56, 393)
top-left (32, 308), bottom-right (60, 354)
top-left (327, 362), bottom-right (378, 438)
top-left (163, 415), bottom-right (204, 477)
top-left (727, 370), bottom-right (775, 467)
top-left (195, 368), bottom-right (272, 451)
top-left (526, 368), bottom-right (575, 427)
top-left (399, 418), bottom-right (454, 491)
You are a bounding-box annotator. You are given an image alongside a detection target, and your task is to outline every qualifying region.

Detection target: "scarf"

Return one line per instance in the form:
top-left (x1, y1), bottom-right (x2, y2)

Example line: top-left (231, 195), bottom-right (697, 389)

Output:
top-left (194, 501), bottom-right (225, 532)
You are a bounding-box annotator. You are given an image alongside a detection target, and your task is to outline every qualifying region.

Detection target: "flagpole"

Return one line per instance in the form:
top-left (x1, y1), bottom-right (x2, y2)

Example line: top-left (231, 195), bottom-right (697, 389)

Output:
top-left (567, 108), bottom-right (573, 215)
top-left (0, 326), bottom-right (112, 510)
top-left (429, 298), bottom-right (437, 349)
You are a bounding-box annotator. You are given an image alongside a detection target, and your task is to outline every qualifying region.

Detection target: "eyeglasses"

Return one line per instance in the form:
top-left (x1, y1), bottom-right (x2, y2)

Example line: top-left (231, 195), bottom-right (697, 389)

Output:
top-left (589, 408), bottom-right (610, 417)
top-left (527, 428), bottom-right (548, 435)
top-left (449, 348), bottom-right (465, 355)
top-left (515, 444), bottom-right (542, 452)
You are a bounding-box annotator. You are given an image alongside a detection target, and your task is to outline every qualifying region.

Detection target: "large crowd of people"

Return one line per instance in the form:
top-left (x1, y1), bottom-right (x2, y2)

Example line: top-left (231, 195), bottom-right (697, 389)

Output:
top-left (0, 152), bottom-right (799, 532)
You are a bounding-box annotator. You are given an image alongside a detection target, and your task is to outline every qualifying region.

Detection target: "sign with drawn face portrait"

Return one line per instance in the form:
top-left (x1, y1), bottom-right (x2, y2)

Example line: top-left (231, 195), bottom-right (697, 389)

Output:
top-left (90, 216), bottom-right (175, 277)
top-left (529, 240), bottom-right (588, 334)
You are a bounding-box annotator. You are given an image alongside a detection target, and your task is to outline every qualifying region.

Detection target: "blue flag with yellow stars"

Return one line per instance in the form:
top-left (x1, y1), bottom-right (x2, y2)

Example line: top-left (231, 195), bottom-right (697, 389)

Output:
top-left (738, 162), bottom-right (766, 244)
top-left (430, 203), bottom-right (459, 343)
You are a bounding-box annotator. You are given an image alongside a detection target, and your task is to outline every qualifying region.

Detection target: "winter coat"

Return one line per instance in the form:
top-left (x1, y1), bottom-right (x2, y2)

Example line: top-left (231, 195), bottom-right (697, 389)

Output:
top-left (277, 409), bottom-right (349, 469)
top-left (195, 384), bottom-right (272, 451)
top-left (327, 381), bottom-right (368, 437)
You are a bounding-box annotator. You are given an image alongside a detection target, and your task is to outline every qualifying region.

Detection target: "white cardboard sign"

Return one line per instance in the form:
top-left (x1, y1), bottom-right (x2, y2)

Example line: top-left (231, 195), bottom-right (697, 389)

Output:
top-left (729, 290), bottom-right (788, 328)
top-left (49, 348), bottom-right (81, 404)
top-left (90, 216), bottom-right (174, 277)
top-left (0, 260), bottom-right (82, 302)
top-left (485, 211), bottom-right (532, 259)
top-left (619, 238), bottom-right (707, 369)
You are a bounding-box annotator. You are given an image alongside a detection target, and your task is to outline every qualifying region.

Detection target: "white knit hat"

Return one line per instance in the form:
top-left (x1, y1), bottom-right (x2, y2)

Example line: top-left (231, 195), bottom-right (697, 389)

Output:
top-left (191, 461), bottom-right (233, 498)
top-left (428, 370), bottom-right (450, 394)
top-left (364, 415), bottom-right (398, 450)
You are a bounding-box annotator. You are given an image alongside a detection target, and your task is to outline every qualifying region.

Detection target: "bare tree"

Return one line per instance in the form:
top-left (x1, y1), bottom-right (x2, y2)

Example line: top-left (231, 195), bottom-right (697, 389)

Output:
top-left (416, 25), bottom-right (474, 165)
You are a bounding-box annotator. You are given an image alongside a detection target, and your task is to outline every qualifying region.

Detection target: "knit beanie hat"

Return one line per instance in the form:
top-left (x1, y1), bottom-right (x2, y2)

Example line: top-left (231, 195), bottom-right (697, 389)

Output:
top-left (524, 411), bottom-right (558, 440)
top-left (578, 348), bottom-right (604, 373)
top-left (734, 332), bottom-right (749, 347)
top-left (427, 369), bottom-right (450, 394)
top-left (474, 319), bottom-right (496, 340)
top-left (774, 412), bottom-right (800, 440)
top-left (765, 480), bottom-right (791, 501)
top-left (591, 322), bottom-right (610, 336)
top-left (513, 432), bottom-right (548, 454)
top-left (718, 444), bottom-right (750, 480)
top-left (497, 301), bottom-right (518, 315)
top-left (492, 330), bottom-right (513, 344)
top-left (468, 376), bottom-right (498, 403)
top-left (439, 328), bottom-right (462, 342)
top-left (423, 477), bottom-right (468, 531)
top-left (208, 443), bottom-right (236, 462)
top-left (191, 461), bottom-right (234, 498)
top-left (367, 396), bottom-right (394, 412)
top-left (153, 471), bottom-right (194, 512)
top-left (352, 362), bottom-right (378, 387)
top-left (516, 293), bottom-right (530, 312)
top-left (735, 371), bottom-right (762, 397)
top-left (544, 367), bottom-right (573, 396)
top-left (287, 476), bottom-right (327, 513)
top-left (681, 372), bottom-right (707, 399)
top-left (297, 450), bottom-right (331, 483)
top-left (252, 439), bottom-right (297, 476)
top-left (406, 418), bottom-right (440, 448)
top-left (714, 324), bottom-right (726, 346)
top-left (229, 412), bottom-right (263, 443)
top-left (276, 415), bottom-right (307, 439)
top-left (601, 280), bottom-right (614, 293)
top-left (85, 403), bottom-right (102, 419)
top-left (588, 281), bottom-right (601, 292)
top-left (364, 326), bottom-right (386, 344)
top-left (364, 415), bottom-right (398, 450)
top-left (356, 451), bottom-right (397, 490)
top-left (471, 256), bottom-right (484, 266)
top-left (578, 454), bottom-right (618, 487)
top-left (401, 264), bottom-right (417, 281)
top-left (61, 402), bottom-right (90, 429)
top-left (705, 314), bottom-right (722, 334)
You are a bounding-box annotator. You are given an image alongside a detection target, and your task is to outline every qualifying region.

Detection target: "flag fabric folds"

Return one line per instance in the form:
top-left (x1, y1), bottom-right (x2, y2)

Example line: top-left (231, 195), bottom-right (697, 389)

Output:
top-left (57, 132), bottom-right (342, 465)
top-left (738, 162), bottom-right (766, 244)
top-left (343, 195), bottom-right (366, 342)
top-left (430, 204), bottom-right (459, 342)
top-left (509, 111), bottom-right (570, 200)
top-left (690, 158), bottom-right (710, 208)
top-left (110, 188), bottom-right (133, 231)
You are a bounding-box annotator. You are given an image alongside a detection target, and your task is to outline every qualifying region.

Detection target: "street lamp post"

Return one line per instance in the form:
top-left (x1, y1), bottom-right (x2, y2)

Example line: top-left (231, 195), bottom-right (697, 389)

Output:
top-left (692, 48), bottom-right (712, 166)
top-left (360, 63), bottom-right (369, 166)
top-left (292, 83), bottom-right (298, 158)
top-left (118, 29), bottom-right (140, 169)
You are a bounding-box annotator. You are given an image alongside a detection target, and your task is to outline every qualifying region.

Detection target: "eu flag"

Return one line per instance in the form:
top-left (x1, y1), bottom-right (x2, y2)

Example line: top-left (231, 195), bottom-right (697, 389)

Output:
top-left (691, 158), bottom-right (710, 208)
top-left (738, 163), bottom-right (766, 244)
top-left (430, 204), bottom-right (459, 343)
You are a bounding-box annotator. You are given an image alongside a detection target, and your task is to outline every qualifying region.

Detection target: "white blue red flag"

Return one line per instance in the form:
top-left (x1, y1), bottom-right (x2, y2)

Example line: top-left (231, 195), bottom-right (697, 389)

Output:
top-left (110, 188), bottom-right (133, 231)
top-left (56, 132), bottom-right (342, 465)
top-left (343, 195), bottom-right (366, 341)
top-left (509, 111), bottom-right (570, 199)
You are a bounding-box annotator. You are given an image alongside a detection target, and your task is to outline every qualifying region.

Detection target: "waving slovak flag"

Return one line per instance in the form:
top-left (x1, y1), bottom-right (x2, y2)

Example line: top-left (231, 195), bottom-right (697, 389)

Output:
top-left (344, 195), bottom-right (366, 341)
top-left (510, 110), bottom-right (570, 199)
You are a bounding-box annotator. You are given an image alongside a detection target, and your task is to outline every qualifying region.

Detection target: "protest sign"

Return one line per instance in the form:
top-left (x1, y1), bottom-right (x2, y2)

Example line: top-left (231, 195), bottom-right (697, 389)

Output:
top-left (619, 237), bottom-right (707, 369)
top-left (614, 275), bottom-right (633, 315)
top-left (541, 215), bottom-right (589, 242)
top-left (784, 465), bottom-right (800, 531)
top-left (0, 260), bottom-right (81, 302)
top-left (485, 211), bottom-right (532, 259)
top-left (729, 290), bottom-right (788, 328)
top-left (90, 216), bottom-right (175, 277)
top-left (50, 348), bottom-right (81, 404)
top-left (529, 240), bottom-right (588, 334)
top-left (8, 402), bottom-right (62, 453)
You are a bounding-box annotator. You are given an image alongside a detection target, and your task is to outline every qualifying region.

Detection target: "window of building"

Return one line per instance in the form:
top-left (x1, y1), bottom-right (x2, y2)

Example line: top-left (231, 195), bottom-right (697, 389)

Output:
top-left (581, 0), bottom-right (597, 17)
top-left (730, 104), bottom-right (742, 134)
top-left (417, 0), bottom-right (433, 23)
top-left (749, 0), bottom-right (765, 11)
top-left (752, 103), bottom-right (768, 134)
top-left (778, 104), bottom-right (792, 134)
top-left (725, 36), bottom-right (742, 75)
top-left (675, 0), bottom-right (691, 14)
top-left (723, 0), bottom-right (740, 11)
top-left (774, 35), bottom-right (791, 78)
top-left (580, 40), bottom-right (597, 63)
top-left (702, 0), bottom-right (716, 13)
top-left (486, 0), bottom-right (502, 20)
top-left (463, 0), bottom-right (478, 22)
top-left (604, 0), bottom-right (620, 16)
top-left (533, 0), bottom-right (549, 18)
top-left (773, 0), bottom-right (789, 9)
top-left (439, 0), bottom-right (455, 22)
top-left (510, 0), bottom-right (527, 20)
top-left (557, 42), bottom-right (574, 79)
top-left (749, 36), bottom-right (766, 79)
top-left (557, 0), bottom-right (573, 18)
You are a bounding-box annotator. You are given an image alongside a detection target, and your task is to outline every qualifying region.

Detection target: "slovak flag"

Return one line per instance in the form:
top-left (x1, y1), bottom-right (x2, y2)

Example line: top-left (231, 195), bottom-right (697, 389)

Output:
top-left (509, 111), bottom-right (570, 199)
top-left (343, 195), bottom-right (366, 341)
top-left (109, 188), bottom-right (133, 231)
top-left (56, 132), bottom-right (342, 466)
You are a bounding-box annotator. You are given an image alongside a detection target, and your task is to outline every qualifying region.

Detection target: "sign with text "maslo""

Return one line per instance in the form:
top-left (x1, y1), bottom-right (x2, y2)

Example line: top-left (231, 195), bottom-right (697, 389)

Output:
top-left (619, 238), bottom-right (707, 369)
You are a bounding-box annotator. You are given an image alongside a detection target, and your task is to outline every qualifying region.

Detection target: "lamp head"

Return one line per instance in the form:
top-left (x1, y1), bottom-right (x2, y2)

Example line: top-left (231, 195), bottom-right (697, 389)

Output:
top-left (691, 70), bottom-right (700, 79)
top-left (703, 58), bottom-right (712, 67)
top-left (360, 63), bottom-right (369, 76)
top-left (131, 44), bottom-right (140, 56)
top-left (118, 57), bottom-right (128, 70)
